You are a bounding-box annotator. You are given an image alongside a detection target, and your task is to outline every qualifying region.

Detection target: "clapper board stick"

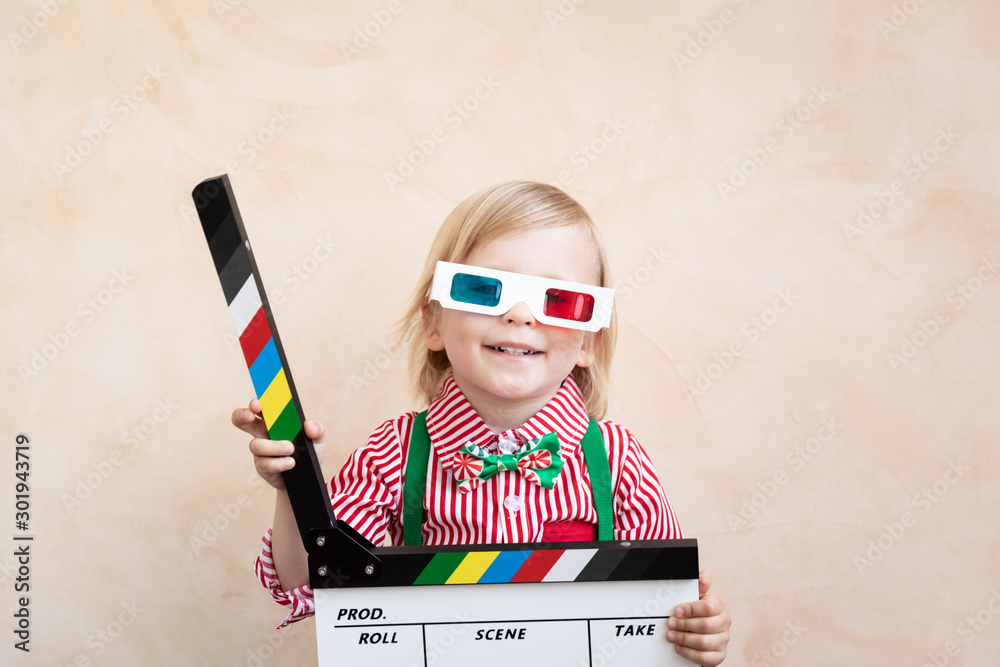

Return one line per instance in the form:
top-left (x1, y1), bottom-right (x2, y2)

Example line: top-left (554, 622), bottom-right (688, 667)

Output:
top-left (192, 174), bottom-right (380, 583)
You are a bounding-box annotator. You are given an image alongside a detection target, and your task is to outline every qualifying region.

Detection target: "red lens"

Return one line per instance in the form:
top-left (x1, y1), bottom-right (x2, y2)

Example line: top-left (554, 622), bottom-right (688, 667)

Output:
top-left (544, 289), bottom-right (595, 322)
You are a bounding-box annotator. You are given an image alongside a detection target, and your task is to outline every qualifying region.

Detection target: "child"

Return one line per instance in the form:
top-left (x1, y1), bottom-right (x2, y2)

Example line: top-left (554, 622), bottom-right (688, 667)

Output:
top-left (233, 181), bottom-right (731, 665)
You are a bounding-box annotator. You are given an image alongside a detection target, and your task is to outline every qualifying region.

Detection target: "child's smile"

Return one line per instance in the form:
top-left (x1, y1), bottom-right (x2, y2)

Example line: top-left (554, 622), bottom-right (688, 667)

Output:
top-left (424, 224), bottom-right (601, 431)
top-left (485, 344), bottom-right (542, 356)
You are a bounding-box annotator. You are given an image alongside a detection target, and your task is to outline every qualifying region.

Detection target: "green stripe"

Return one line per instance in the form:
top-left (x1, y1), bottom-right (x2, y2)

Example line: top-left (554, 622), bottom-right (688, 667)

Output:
top-left (414, 552), bottom-right (468, 585)
top-left (268, 401), bottom-right (302, 442)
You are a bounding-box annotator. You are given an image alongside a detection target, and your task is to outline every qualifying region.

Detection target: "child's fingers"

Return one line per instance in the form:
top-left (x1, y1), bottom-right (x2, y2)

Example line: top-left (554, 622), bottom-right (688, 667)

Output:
top-left (698, 569), bottom-right (712, 598)
top-left (231, 401), bottom-right (269, 438)
top-left (672, 641), bottom-right (727, 667)
top-left (255, 457), bottom-right (295, 477)
top-left (302, 419), bottom-right (326, 465)
top-left (666, 626), bottom-right (718, 652)
top-left (237, 403), bottom-right (325, 470)
top-left (230, 407), bottom-right (255, 429)
top-left (303, 419), bottom-right (325, 445)
top-left (667, 619), bottom-right (729, 665)
top-left (666, 594), bottom-right (731, 665)
top-left (249, 437), bottom-right (294, 459)
top-left (667, 613), bottom-right (724, 637)
top-left (250, 437), bottom-right (296, 475)
top-left (254, 453), bottom-right (296, 476)
top-left (671, 595), bottom-right (729, 628)
top-left (676, 594), bottom-right (726, 621)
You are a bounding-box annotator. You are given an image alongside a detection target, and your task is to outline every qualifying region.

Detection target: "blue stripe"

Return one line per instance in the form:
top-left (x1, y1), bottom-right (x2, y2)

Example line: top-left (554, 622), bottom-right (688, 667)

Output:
top-left (477, 550), bottom-right (531, 584)
top-left (248, 338), bottom-right (281, 396)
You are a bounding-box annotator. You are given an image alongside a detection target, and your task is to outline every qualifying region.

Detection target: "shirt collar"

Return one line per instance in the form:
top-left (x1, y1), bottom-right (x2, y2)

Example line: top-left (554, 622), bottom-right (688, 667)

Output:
top-left (425, 374), bottom-right (591, 473)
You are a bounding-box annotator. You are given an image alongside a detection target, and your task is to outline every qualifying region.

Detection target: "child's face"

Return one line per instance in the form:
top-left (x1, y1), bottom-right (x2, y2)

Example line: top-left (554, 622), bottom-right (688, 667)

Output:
top-left (424, 224), bottom-right (599, 414)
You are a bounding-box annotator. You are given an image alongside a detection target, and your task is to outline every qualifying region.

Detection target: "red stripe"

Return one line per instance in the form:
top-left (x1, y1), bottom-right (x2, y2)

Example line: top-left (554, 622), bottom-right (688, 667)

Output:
top-left (239, 307), bottom-right (271, 366)
top-left (510, 549), bottom-right (564, 583)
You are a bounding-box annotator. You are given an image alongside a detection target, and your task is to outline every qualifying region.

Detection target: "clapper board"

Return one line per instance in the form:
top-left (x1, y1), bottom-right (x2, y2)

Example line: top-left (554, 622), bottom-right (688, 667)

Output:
top-left (193, 175), bottom-right (700, 666)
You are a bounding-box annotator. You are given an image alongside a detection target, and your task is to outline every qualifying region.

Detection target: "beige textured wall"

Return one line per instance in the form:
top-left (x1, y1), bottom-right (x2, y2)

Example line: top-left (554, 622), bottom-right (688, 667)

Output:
top-left (2, 0), bottom-right (998, 665)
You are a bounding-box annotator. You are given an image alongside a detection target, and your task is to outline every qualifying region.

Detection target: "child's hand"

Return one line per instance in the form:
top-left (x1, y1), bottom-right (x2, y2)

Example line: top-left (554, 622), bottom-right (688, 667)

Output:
top-left (231, 399), bottom-right (326, 491)
top-left (666, 569), bottom-right (731, 666)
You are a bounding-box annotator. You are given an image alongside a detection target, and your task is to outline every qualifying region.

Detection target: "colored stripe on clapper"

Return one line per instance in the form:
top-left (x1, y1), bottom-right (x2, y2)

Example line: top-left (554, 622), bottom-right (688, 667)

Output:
top-left (477, 550), bottom-right (531, 584)
top-left (412, 548), bottom-right (606, 585)
top-left (202, 191), bottom-right (301, 444)
top-left (361, 540), bottom-right (698, 588)
top-left (231, 280), bottom-right (301, 441)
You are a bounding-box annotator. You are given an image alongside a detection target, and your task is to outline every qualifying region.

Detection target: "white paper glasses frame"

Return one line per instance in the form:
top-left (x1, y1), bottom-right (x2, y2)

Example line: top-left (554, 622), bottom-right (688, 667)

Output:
top-left (429, 261), bottom-right (614, 332)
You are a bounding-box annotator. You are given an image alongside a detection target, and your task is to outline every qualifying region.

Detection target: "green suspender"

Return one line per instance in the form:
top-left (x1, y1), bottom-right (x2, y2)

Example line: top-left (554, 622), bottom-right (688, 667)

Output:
top-left (403, 411), bottom-right (432, 548)
top-left (402, 413), bottom-right (613, 545)
top-left (580, 419), bottom-right (614, 541)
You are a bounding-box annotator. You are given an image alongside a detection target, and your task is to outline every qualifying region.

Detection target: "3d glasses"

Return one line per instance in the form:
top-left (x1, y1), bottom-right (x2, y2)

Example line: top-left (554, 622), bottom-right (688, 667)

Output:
top-left (429, 261), bottom-right (614, 332)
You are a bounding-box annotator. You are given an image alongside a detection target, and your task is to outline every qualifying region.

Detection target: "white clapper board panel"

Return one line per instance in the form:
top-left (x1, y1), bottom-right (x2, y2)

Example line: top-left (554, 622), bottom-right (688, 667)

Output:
top-left (314, 539), bottom-right (699, 667)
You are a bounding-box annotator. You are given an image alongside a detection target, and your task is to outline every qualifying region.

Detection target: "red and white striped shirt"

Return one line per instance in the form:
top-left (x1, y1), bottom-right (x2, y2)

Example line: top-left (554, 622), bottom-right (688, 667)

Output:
top-left (255, 374), bottom-right (682, 627)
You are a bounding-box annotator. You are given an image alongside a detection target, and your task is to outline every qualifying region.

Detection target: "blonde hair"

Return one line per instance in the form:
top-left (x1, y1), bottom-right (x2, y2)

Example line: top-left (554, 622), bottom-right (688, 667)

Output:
top-left (398, 181), bottom-right (617, 418)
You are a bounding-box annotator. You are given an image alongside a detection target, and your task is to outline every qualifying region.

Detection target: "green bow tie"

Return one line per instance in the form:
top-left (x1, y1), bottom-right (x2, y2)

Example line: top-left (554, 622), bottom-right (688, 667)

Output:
top-left (452, 433), bottom-right (564, 492)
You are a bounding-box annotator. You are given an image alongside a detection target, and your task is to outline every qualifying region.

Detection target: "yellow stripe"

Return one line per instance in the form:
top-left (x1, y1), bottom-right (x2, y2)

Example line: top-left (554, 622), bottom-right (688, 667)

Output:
top-left (260, 369), bottom-right (292, 429)
top-left (445, 551), bottom-right (501, 584)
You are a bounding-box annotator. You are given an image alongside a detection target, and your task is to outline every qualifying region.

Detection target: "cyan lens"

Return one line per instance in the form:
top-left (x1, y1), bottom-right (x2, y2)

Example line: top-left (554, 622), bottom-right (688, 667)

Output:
top-left (451, 273), bottom-right (502, 307)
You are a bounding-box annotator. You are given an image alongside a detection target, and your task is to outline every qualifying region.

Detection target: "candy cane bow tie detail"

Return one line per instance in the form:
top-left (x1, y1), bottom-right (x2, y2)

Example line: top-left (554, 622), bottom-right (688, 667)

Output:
top-left (452, 433), bottom-right (564, 491)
